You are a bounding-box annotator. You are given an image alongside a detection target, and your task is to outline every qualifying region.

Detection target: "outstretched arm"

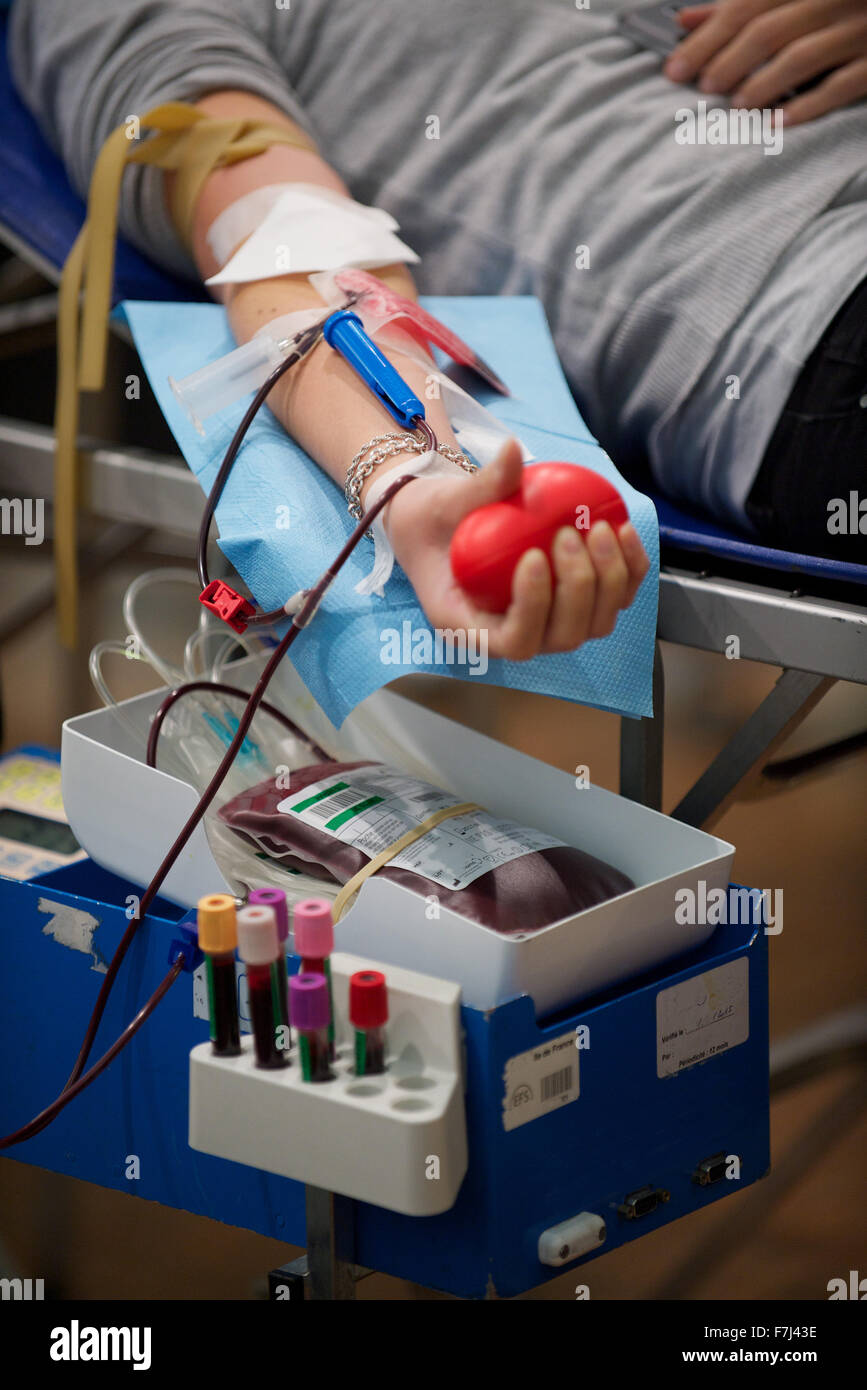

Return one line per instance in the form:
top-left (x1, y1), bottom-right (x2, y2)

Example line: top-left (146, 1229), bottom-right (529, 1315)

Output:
top-left (187, 91), bottom-right (649, 657)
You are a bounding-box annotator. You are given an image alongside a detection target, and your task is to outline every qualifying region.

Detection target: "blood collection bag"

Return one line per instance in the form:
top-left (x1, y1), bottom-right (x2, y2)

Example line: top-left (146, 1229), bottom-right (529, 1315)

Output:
top-left (219, 759), bottom-right (633, 934)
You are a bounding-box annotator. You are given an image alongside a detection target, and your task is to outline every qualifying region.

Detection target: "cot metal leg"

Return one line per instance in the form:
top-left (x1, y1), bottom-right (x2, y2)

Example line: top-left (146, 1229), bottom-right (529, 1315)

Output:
top-left (671, 668), bottom-right (834, 830)
top-left (304, 1185), bottom-right (357, 1301)
top-left (619, 644), bottom-right (665, 810)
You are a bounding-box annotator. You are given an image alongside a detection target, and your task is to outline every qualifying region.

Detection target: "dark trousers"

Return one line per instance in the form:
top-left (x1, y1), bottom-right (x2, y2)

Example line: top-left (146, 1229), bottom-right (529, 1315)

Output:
top-left (746, 277), bottom-right (867, 564)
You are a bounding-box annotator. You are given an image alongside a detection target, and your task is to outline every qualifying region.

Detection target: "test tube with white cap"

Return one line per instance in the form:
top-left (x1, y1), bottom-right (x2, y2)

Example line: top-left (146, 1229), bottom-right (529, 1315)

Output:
top-left (248, 888), bottom-right (290, 1047)
top-left (237, 904), bottom-right (288, 1069)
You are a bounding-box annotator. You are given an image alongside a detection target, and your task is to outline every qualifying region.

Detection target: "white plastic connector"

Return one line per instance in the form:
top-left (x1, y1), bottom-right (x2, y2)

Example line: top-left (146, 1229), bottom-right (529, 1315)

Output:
top-left (189, 952), bottom-right (467, 1216)
top-left (537, 1212), bottom-right (606, 1266)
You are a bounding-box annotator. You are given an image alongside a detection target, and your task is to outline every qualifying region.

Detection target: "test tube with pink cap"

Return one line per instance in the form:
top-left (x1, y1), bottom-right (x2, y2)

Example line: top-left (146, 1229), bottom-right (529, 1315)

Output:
top-left (293, 898), bottom-right (335, 1058)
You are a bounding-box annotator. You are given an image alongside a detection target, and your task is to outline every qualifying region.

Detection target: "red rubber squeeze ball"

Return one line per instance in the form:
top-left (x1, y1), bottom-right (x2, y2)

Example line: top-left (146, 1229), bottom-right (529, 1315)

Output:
top-left (450, 462), bottom-right (629, 614)
top-left (349, 970), bottom-right (388, 1029)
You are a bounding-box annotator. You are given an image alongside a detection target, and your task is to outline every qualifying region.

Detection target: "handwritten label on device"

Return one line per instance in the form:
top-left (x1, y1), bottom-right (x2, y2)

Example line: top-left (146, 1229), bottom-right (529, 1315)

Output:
top-left (502, 1032), bottom-right (579, 1131)
top-left (277, 767), bottom-right (565, 891)
top-left (656, 957), bottom-right (749, 1078)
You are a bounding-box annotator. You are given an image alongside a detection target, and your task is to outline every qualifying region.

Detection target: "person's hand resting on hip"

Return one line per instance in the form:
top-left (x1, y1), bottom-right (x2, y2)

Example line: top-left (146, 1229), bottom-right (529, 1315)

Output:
top-left (665, 0), bottom-right (867, 125)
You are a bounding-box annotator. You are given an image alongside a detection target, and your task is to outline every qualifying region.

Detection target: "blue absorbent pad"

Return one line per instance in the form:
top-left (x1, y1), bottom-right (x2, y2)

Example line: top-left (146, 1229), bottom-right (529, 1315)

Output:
top-left (119, 296), bottom-right (659, 726)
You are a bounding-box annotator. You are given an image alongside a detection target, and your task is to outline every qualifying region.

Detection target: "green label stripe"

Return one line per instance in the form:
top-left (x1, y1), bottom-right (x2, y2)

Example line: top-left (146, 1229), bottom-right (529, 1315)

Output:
top-left (289, 780), bottom-right (350, 814)
top-left (205, 957), bottom-right (218, 1044)
top-left (326, 795), bottom-right (383, 831)
top-left (299, 1033), bottom-right (313, 1083)
top-left (325, 957), bottom-right (334, 1044)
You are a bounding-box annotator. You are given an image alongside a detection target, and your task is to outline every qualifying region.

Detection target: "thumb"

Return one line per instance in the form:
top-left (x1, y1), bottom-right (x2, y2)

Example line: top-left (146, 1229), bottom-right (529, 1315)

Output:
top-left (443, 436), bottom-right (524, 526)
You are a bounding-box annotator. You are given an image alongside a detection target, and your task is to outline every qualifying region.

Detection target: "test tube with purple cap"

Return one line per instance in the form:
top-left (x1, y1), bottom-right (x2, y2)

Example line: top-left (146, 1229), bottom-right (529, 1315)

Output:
top-left (293, 898), bottom-right (335, 1058)
top-left (290, 972), bottom-right (333, 1083)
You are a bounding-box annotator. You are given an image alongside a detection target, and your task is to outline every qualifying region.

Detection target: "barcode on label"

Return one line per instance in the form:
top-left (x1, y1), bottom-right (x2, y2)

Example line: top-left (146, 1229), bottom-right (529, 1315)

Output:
top-left (414, 790), bottom-right (448, 806)
top-left (307, 788), bottom-right (364, 819)
top-left (540, 1065), bottom-right (574, 1102)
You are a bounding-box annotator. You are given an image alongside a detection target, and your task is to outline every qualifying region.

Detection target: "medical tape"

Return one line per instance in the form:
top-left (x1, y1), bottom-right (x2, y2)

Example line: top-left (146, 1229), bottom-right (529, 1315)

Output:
top-left (206, 182), bottom-right (407, 269)
top-left (206, 184), bottom-right (419, 286)
top-left (356, 448), bottom-right (464, 598)
top-left (331, 802), bottom-right (481, 922)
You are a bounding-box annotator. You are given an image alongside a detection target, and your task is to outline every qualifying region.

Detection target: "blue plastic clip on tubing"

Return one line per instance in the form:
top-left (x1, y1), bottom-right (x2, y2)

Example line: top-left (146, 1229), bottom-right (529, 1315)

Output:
top-left (323, 309), bottom-right (426, 430)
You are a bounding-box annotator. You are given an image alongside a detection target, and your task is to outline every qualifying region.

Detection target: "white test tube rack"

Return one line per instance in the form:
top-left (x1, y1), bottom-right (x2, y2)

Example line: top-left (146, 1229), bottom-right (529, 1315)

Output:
top-left (188, 952), bottom-right (468, 1216)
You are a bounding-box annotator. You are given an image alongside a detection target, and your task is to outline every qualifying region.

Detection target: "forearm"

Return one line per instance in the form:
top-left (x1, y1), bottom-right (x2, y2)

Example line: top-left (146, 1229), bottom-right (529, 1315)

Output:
top-left (184, 90), bottom-right (457, 503)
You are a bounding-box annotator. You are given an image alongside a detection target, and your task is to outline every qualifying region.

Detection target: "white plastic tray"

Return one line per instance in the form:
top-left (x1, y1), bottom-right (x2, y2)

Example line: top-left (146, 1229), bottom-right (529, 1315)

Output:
top-left (62, 671), bottom-right (733, 1013)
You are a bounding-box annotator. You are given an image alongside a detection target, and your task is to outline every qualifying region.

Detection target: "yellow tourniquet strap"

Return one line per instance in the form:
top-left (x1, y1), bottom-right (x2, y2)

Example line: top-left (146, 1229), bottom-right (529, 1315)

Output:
top-left (332, 802), bottom-right (482, 922)
top-left (55, 101), bottom-right (316, 646)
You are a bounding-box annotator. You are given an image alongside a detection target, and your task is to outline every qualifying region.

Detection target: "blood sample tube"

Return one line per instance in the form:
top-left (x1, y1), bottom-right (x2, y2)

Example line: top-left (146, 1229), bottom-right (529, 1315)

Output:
top-left (293, 898), bottom-right (335, 1058)
top-left (349, 970), bottom-right (388, 1076)
top-left (289, 973), bottom-right (333, 1083)
top-left (248, 888), bottom-right (290, 1047)
top-left (198, 894), bottom-right (240, 1057)
top-left (237, 905), bottom-right (288, 1069)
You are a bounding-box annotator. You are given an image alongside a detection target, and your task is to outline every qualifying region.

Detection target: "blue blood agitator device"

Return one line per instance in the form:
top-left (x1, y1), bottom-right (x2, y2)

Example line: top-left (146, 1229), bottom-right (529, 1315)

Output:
top-left (323, 309), bottom-right (426, 430)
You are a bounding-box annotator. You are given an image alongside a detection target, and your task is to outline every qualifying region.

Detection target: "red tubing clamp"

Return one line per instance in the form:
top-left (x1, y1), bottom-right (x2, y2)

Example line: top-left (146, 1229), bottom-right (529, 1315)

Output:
top-left (199, 580), bottom-right (255, 634)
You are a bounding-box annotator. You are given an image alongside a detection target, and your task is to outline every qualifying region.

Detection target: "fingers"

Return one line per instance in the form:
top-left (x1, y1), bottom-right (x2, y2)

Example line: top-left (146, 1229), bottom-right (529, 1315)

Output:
top-left (730, 18), bottom-right (867, 105)
top-left (665, 5), bottom-right (750, 81)
top-left (618, 521), bottom-right (652, 610)
top-left (676, 5), bottom-right (718, 29)
top-left (678, 5), bottom-right (716, 30)
top-left (779, 52), bottom-right (867, 121)
top-left (585, 522), bottom-right (630, 640)
top-left (543, 527), bottom-right (596, 651)
top-left (664, 0), bottom-right (790, 83)
top-left (699, 6), bottom-right (818, 94)
top-left (490, 547), bottom-right (553, 661)
top-left (485, 522), bottom-right (650, 660)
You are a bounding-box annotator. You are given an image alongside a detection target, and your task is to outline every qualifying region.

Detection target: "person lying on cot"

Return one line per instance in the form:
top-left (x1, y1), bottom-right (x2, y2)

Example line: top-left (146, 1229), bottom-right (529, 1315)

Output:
top-left (10, 0), bottom-right (867, 647)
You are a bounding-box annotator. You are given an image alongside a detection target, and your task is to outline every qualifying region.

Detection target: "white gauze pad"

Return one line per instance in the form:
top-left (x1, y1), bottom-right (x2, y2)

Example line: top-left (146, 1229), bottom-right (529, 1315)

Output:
top-left (206, 183), bottom-right (419, 286)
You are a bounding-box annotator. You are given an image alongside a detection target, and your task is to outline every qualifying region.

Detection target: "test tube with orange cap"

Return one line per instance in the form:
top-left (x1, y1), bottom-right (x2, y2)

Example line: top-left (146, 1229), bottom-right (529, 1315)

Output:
top-left (198, 894), bottom-right (241, 1057)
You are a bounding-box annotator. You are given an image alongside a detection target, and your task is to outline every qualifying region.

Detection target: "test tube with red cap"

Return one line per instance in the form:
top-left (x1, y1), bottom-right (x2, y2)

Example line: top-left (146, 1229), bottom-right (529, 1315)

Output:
top-left (293, 898), bottom-right (335, 1057)
top-left (237, 905), bottom-right (289, 1068)
top-left (248, 887), bottom-right (290, 1047)
top-left (350, 970), bottom-right (389, 1076)
top-left (198, 894), bottom-right (241, 1057)
top-left (290, 972), bottom-right (333, 1083)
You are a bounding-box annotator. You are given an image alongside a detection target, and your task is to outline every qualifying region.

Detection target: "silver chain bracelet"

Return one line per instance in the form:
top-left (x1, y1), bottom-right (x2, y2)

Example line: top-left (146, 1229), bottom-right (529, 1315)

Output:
top-left (344, 430), bottom-right (476, 522)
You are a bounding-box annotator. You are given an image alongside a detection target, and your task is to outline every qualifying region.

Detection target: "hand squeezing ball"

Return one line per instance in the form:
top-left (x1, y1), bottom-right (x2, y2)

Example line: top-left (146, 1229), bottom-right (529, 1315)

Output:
top-left (449, 463), bottom-right (629, 613)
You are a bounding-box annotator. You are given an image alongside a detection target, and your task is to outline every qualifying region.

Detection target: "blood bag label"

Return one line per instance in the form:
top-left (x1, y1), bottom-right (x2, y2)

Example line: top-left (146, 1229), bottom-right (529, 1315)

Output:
top-left (276, 766), bottom-right (565, 891)
top-left (502, 1032), bottom-right (579, 1131)
top-left (656, 957), bottom-right (749, 1078)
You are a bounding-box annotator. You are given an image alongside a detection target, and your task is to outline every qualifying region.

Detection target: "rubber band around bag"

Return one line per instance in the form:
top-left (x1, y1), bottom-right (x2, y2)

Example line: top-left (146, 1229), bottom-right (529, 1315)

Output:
top-left (331, 802), bottom-right (481, 921)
